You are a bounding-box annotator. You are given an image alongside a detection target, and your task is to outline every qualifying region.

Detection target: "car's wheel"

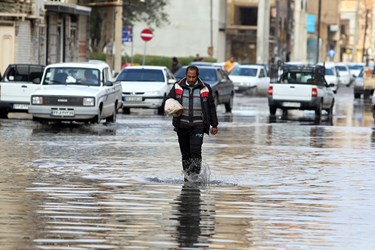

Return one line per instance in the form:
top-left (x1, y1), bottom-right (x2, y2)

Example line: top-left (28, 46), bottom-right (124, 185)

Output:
top-left (106, 105), bottom-right (117, 123)
top-left (315, 101), bottom-right (322, 118)
top-left (354, 93), bottom-right (361, 99)
top-left (326, 100), bottom-right (334, 117)
top-left (224, 94), bottom-right (233, 113)
top-left (122, 107), bottom-right (130, 114)
top-left (364, 90), bottom-right (371, 99)
top-left (269, 105), bottom-right (276, 115)
top-left (157, 96), bottom-right (166, 115)
top-left (0, 109), bottom-right (8, 119)
top-left (281, 109), bottom-right (288, 118)
top-left (95, 105), bottom-right (102, 124)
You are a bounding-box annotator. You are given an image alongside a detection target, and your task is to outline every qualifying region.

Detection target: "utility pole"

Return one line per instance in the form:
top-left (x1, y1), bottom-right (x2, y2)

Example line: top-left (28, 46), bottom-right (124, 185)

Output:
top-left (256, 0), bottom-right (270, 64)
top-left (114, 0), bottom-right (123, 73)
top-left (316, 0), bottom-right (321, 63)
top-left (363, 9), bottom-right (369, 63)
top-left (275, 0), bottom-right (280, 59)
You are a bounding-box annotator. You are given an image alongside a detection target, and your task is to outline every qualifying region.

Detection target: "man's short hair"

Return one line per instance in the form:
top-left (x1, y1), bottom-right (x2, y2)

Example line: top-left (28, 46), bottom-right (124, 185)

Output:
top-left (186, 65), bottom-right (199, 76)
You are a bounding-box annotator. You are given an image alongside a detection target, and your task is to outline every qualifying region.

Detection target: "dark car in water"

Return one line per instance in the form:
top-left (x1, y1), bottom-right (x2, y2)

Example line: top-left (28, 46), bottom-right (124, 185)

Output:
top-left (174, 66), bottom-right (235, 113)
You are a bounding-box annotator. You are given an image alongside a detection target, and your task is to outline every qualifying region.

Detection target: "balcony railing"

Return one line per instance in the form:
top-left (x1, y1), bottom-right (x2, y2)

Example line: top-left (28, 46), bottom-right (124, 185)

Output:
top-left (0, 0), bottom-right (34, 18)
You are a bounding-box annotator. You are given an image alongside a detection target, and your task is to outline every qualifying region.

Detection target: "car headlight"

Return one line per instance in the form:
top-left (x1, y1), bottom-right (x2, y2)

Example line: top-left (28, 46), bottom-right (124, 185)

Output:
top-left (31, 96), bottom-right (43, 105)
top-left (145, 91), bottom-right (161, 96)
top-left (83, 97), bottom-right (95, 106)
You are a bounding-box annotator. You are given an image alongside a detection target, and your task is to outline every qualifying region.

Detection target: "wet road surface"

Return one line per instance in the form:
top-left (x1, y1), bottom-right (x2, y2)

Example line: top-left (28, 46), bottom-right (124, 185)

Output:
top-left (0, 85), bottom-right (374, 249)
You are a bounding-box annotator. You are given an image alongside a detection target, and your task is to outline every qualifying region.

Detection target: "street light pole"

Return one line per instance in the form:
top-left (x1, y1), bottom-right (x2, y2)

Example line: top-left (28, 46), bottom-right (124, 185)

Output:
top-left (114, 0), bottom-right (123, 73)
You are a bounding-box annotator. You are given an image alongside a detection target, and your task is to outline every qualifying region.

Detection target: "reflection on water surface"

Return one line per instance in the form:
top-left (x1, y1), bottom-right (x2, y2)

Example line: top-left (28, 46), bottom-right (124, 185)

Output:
top-left (0, 91), bottom-right (375, 249)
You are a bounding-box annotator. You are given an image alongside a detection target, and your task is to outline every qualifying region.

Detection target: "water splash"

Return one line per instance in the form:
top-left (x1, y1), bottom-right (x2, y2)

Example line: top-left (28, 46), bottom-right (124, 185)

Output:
top-left (183, 161), bottom-right (211, 185)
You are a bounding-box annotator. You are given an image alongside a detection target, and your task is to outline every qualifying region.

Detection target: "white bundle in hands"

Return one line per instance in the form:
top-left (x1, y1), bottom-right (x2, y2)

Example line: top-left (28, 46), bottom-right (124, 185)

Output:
top-left (164, 98), bottom-right (183, 117)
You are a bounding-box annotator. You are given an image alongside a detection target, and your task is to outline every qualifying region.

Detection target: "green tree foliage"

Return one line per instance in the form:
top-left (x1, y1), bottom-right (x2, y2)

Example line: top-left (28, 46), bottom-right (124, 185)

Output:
top-left (123, 0), bottom-right (169, 28)
top-left (89, 0), bottom-right (169, 53)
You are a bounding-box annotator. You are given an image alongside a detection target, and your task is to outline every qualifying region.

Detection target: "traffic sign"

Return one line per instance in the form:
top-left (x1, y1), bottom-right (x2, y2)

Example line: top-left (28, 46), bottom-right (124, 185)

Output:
top-left (140, 28), bottom-right (153, 42)
top-left (122, 26), bottom-right (133, 43)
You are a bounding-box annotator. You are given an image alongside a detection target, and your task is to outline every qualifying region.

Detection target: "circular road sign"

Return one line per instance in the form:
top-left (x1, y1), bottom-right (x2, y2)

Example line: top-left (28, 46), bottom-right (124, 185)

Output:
top-left (140, 28), bottom-right (153, 42)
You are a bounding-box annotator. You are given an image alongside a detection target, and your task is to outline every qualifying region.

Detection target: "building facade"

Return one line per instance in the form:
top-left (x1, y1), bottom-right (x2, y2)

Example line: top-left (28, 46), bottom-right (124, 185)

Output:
top-left (1, 0), bottom-right (373, 74)
top-left (0, 0), bottom-right (91, 74)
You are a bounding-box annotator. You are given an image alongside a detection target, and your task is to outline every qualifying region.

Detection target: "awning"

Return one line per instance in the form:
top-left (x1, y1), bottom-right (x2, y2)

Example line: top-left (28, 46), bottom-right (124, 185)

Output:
top-left (44, 2), bottom-right (91, 16)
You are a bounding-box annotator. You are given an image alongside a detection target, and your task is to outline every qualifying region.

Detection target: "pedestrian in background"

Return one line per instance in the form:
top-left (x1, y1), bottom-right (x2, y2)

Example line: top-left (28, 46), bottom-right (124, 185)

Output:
top-left (224, 57), bottom-right (235, 73)
top-left (193, 53), bottom-right (203, 62)
top-left (166, 65), bottom-right (218, 180)
top-left (171, 57), bottom-right (182, 74)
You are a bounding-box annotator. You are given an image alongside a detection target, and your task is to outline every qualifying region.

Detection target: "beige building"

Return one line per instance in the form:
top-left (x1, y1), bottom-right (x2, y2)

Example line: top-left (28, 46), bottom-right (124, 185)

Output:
top-left (0, 0), bottom-right (91, 75)
top-left (1, 0), bottom-right (373, 74)
top-left (340, 0), bottom-right (374, 63)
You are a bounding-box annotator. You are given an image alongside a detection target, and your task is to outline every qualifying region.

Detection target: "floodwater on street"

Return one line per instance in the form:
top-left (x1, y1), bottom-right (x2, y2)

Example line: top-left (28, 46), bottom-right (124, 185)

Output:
top-left (0, 85), bottom-right (374, 249)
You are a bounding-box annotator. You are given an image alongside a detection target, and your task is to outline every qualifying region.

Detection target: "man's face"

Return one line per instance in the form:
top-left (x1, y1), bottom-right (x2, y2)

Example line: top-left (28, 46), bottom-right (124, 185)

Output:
top-left (186, 69), bottom-right (198, 85)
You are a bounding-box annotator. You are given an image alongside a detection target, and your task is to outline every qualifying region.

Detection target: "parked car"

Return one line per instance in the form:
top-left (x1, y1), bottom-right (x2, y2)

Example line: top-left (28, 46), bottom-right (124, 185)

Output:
top-left (229, 64), bottom-right (270, 94)
top-left (353, 68), bottom-right (365, 99)
top-left (241, 63), bottom-right (270, 76)
top-left (28, 61), bottom-right (122, 124)
top-left (0, 64), bottom-right (45, 118)
top-left (115, 65), bottom-right (176, 115)
top-left (318, 62), bottom-right (339, 94)
top-left (348, 62), bottom-right (364, 77)
top-left (175, 65), bottom-right (235, 112)
top-left (335, 63), bottom-right (353, 86)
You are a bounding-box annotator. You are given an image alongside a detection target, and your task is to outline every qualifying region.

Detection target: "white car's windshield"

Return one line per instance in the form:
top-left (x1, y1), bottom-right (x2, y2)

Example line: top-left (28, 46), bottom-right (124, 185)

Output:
top-left (230, 67), bottom-right (257, 77)
top-left (325, 68), bottom-right (334, 76)
top-left (336, 66), bottom-right (347, 72)
top-left (117, 69), bottom-right (165, 82)
top-left (43, 68), bottom-right (100, 86)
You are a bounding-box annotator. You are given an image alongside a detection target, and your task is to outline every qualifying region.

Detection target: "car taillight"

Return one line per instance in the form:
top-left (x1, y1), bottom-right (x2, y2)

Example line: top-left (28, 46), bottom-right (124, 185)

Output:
top-left (268, 86), bottom-right (273, 96)
top-left (312, 87), bottom-right (317, 97)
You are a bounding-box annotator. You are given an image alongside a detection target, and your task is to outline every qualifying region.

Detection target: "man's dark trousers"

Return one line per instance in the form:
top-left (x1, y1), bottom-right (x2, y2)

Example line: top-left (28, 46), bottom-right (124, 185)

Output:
top-left (177, 126), bottom-right (204, 174)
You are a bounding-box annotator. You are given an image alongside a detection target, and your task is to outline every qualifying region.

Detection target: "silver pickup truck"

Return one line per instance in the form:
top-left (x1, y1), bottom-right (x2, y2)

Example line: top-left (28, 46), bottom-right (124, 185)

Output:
top-left (268, 65), bottom-right (335, 119)
top-left (0, 64), bottom-right (45, 118)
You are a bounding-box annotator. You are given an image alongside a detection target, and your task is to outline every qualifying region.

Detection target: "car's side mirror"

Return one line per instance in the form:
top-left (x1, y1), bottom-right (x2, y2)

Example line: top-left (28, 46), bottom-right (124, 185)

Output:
top-left (104, 81), bottom-right (113, 86)
top-left (168, 79), bottom-right (176, 84)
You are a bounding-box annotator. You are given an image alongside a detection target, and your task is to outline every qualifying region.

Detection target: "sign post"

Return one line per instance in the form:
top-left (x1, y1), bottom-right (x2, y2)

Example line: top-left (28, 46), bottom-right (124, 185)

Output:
top-left (140, 28), bottom-right (153, 65)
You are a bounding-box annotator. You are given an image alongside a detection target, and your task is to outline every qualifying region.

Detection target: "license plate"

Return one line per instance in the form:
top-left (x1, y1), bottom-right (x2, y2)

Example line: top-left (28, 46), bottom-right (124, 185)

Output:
top-left (51, 110), bottom-right (75, 116)
top-left (125, 96), bottom-right (142, 102)
top-left (283, 102), bottom-right (301, 107)
top-left (13, 104), bottom-right (29, 110)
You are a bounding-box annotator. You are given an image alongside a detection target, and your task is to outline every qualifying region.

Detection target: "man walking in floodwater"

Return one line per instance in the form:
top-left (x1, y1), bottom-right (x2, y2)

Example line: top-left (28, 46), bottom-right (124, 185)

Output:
top-left (166, 65), bottom-right (218, 181)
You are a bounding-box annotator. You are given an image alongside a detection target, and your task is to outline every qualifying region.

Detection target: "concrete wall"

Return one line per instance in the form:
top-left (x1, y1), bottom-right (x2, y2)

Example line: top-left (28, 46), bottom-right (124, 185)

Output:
top-left (122, 0), bottom-right (227, 62)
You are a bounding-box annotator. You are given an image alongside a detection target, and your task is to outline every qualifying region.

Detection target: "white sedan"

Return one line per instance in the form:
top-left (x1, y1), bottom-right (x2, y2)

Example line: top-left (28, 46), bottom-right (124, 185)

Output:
top-left (229, 64), bottom-right (270, 94)
top-left (115, 65), bottom-right (176, 115)
top-left (28, 61), bottom-right (122, 124)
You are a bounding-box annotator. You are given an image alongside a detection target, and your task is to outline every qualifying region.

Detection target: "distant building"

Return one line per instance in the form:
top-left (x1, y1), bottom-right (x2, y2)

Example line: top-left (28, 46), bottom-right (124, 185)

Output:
top-left (0, 0), bottom-right (91, 74)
